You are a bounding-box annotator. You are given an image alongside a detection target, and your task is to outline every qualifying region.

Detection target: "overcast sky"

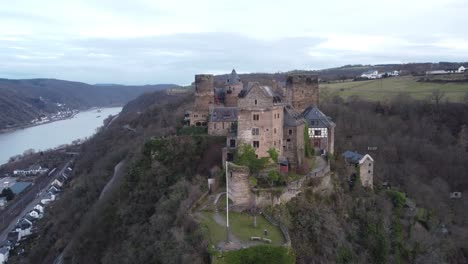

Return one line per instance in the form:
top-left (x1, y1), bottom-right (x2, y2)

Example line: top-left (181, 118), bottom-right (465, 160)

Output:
top-left (1, 0), bottom-right (467, 85)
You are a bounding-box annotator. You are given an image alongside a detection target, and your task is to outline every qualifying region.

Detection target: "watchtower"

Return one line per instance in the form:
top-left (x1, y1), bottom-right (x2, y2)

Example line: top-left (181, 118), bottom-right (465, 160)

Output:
top-left (285, 74), bottom-right (319, 112)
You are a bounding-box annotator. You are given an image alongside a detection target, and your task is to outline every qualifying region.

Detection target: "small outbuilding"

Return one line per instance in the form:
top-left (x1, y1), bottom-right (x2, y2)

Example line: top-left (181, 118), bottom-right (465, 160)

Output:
top-left (342, 151), bottom-right (374, 188)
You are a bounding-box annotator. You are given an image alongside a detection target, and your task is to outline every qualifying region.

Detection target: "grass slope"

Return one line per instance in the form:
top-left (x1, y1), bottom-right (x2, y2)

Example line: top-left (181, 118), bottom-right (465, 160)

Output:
top-left (321, 76), bottom-right (468, 102)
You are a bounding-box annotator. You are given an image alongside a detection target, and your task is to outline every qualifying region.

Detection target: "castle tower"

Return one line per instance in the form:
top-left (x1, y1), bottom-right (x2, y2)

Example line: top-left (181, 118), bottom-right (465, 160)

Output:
top-left (224, 69), bottom-right (244, 107)
top-left (186, 74), bottom-right (214, 126)
top-left (194, 74), bottom-right (215, 111)
top-left (285, 74), bottom-right (319, 112)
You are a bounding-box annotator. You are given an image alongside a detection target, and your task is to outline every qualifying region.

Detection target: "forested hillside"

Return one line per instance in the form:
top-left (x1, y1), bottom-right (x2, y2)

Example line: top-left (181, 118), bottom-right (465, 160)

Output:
top-left (12, 88), bottom-right (468, 264)
top-left (0, 78), bottom-right (177, 130)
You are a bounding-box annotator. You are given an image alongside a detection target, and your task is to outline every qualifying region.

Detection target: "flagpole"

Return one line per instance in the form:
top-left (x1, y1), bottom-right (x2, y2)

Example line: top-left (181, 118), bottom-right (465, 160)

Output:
top-left (225, 161), bottom-right (230, 243)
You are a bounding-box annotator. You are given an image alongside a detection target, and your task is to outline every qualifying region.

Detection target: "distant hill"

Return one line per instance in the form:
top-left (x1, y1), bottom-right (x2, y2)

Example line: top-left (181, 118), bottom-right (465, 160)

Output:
top-left (0, 78), bottom-right (178, 131)
top-left (212, 62), bottom-right (468, 85)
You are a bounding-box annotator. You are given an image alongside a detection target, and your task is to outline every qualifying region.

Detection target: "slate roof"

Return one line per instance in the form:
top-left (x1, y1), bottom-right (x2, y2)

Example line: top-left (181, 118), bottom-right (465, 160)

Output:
top-left (342, 151), bottom-right (364, 164)
top-left (209, 107), bottom-right (238, 122)
top-left (0, 247), bottom-right (8, 254)
top-left (17, 218), bottom-right (32, 229)
top-left (10, 182), bottom-right (32, 195)
top-left (284, 106), bottom-right (306, 127)
top-left (302, 106), bottom-right (336, 128)
top-left (226, 69), bottom-right (241, 85)
top-left (7, 231), bottom-right (19, 242)
top-left (238, 83), bottom-right (282, 104)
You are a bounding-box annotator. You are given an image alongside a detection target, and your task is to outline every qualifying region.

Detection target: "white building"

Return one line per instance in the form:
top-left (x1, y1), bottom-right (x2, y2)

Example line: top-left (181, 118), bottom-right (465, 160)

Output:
top-left (360, 70), bottom-right (379, 79)
top-left (13, 165), bottom-right (48, 176)
top-left (0, 247), bottom-right (9, 264)
top-left (15, 218), bottom-right (33, 239)
top-left (28, 209), bottom-right (43, 219)
top-left (41, 193), bottom-right (56, 204)
top-left (34, 203), bottom-right (45, 214)
top-left (458, 66), bottom-right (465, 73)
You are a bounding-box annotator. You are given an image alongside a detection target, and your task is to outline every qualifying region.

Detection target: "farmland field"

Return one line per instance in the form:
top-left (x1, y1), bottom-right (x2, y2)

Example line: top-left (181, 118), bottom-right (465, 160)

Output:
top-left (320, 76), bottom-right (468, 102)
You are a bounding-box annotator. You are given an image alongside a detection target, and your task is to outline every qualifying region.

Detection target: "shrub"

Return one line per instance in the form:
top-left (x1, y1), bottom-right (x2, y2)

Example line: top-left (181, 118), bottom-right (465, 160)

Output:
top-left (234, 144), bottom-right (269, 174)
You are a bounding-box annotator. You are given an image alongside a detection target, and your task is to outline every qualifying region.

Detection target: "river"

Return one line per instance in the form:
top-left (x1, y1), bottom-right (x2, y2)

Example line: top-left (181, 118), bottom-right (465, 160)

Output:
top-left (0, 107), bottom-right (122, 165)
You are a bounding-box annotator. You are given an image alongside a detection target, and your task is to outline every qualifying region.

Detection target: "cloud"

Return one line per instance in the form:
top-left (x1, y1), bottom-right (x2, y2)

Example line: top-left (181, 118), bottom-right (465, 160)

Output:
top-left (0, 0), bottom-right (467, 84)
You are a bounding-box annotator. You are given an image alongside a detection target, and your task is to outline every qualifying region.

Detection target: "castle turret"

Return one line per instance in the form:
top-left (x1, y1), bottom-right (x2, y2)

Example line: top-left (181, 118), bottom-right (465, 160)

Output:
top-left (286, 74), bottom-right (319, 112)
top-left (224, 69), bottom-right (244, 107)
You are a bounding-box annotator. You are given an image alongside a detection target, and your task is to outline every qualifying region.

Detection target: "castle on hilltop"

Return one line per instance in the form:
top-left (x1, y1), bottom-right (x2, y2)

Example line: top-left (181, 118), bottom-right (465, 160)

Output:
top-left (185, 69), bottom-right (335, 172)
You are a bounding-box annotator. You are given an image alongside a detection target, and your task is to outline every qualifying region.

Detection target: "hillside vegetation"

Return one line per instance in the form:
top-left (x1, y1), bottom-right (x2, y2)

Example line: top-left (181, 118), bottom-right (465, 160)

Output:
top-left (12, 86), bottom-right (468, 264)
top-left (0, 78), bottom-right (177, 130)
top-left (320, 76), bottom-right (468, 102)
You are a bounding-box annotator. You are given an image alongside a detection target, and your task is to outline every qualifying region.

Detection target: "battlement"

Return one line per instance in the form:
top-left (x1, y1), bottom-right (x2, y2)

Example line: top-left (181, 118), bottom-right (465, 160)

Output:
top-left (285, 74), bottom-right (319, 86)
top-left (285, 74), bottom-right (319, 112)
top-left (195, 74), bottom-right (214, 94)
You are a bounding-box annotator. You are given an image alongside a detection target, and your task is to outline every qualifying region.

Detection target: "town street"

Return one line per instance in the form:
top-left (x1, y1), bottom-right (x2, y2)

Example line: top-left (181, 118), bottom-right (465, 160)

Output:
top-left (0, 159), bottom-right (73, 243)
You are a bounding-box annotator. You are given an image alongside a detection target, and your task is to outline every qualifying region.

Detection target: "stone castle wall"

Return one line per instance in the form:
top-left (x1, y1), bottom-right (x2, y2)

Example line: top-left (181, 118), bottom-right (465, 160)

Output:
top-left (286, 74), bottom-right (319, 112)
top-left (237, 86), bottom-right (284, 157)
top-left (227, 163), bottom-right (253, 211)
top-left (283, 123), bottom-right (305, 169)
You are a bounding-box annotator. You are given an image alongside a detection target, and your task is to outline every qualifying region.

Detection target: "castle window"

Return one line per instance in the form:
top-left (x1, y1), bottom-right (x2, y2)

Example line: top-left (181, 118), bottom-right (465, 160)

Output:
top-left (368, 170), bottom-right (371, 173)
top-left (288, 129), bottom-right (292, 135)
top-left (253, 141), bottom-right (260, 148)
top-left (287, 139), bottom-right (291, 142)
top-left (253, 114), bottom-right (259, 121)
top-left (255, 99), bottom-right (257, 105)
top-left (252, 128), bottom-right (259, 135)
top-left (194, 115), bottom-right (199, 118)
top-left (369, 163), bottom-right (372, 167)
top-left (230, 139), bottom-right (236, 148)
top-left (274, 128), bottom-right (277, 134)
top-left (214, 123), bottom-right (217, 129)
top-left (314, 130), bottom-right (321, 136)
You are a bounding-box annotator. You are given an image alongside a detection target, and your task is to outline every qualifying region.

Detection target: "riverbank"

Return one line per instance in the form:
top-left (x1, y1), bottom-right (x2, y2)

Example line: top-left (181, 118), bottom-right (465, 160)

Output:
top-left (0, 107), bottom-right (122, 165)
top-left (0, 105), bottom-right (122, 135)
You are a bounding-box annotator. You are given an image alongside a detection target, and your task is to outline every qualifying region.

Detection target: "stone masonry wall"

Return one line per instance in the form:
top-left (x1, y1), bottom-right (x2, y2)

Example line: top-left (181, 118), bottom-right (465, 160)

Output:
top-left (285, 74), bottom-right (319, 112)
top-left (283, 123), bottom-right (305, 169)
top-left (237, 86), bottom-right (283, 157)
top-left (194, 74), bottom-right (214, 111)
top-left (227, 163), bottom-right (253, 211)
top-left (359, 157), bottom-right (373, 188)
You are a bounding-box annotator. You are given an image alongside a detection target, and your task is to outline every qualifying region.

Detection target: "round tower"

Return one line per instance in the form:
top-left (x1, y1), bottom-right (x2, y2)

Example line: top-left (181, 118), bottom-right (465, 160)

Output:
top-left (194, 74), bottom-right (214, 111)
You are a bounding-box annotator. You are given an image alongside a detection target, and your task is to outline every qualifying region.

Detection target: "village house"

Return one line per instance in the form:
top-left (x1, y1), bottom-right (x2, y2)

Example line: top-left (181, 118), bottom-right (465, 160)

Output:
top-left (41, 193), bottom-right (56, 204)
top-left (15, 218), bottom-right (33, 239)
top-left (360, 70), bottom-right (379, 79)
top-left (34, 203), bottom-right (45, 214)
top-left (51, 175), bottom-right (67, 188)
top-left (13, 165), bottom-right (48, 176)
top-left (342, 151), bottom-right (374, 188)
top-left (28, 209), bottom-right (43, 219)
top-left (0, 246), bottom-right (8, 264)
top-left (458, 66), bottom-right (465, 73)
